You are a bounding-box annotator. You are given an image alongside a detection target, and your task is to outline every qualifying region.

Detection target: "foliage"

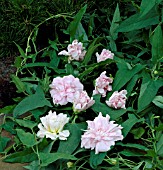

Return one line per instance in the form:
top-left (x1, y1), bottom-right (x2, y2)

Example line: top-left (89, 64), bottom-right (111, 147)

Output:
top-left (0, 0), bottom-right (163, 169)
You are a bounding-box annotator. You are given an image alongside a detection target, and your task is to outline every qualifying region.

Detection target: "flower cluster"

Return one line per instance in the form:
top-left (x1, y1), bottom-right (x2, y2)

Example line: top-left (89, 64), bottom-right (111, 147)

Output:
top-left (58, 40), bottom-right (86, 62)
top-left (50, 75), bottom-right (95, 112)
top-left (81, 113), bottom-right (123, 154)
top-left (37, 40), bottom-right (127, 155)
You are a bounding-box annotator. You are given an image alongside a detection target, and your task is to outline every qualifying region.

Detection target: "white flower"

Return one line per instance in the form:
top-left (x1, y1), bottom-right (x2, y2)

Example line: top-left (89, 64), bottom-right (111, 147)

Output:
top-left (37, 110), bottom-right (70, 141)
top-left (58, 40), bottom-right (86, 62)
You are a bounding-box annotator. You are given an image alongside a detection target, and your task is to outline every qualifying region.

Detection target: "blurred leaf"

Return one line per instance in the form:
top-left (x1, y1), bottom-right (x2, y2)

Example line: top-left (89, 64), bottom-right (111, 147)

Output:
top-left (49, 50), bottom-right (60, 68)
top-left (14, 56), bottom-right (22, 68)
top-left (140, 0), bottom-right (155, 17)
top-left (131, 127), bottom-right (145, 139)
top-left (49, 40), bottom-right (58, 51)
top-left (90, 151), bottom-right (106, 169)
top-left (13, 85), bottom-right (52, 117)
top-left (122, 114), bottom-right (144, 138)
top-left (16, 129), bottom-right (37, 147)
top-left (117, 8), bottom-right (159, 32)
top-left (152, 96), bottom-right (163, 109)
top-left (14, 42), bottom-right (26, 58)
top-left (65, 63), bottom-right (74, 75)
top-left (110, 3), bottom-right (120, 40)
top-left (11, 74), bottom-right (26, 93)
top-left (0, 136), bottom-right (10, 152)
top-left (138, 79), bottom-right (162, 112)
top-left (151, 25), bottom-right (163, 64)
top-left (0, 105), bottom-right (16, 114)
top-left (88, 12), bottom-right (95, 37)
top-left (2, 120), bottom-right (16, 135)
top-left (23, 160), bottom-right (40, 170)
top-left (67, 5), bottom-right (87, 39)
top-left (112, 63), bottom-right (144, 91)
top-left (157, 134), bottom-right (163, 157)
top-left (57, 123), bottom-right (86, 154)
top-left (75, 22), bottom-right (88, 41)
top-left (40, 152), bottom-right (77, 167)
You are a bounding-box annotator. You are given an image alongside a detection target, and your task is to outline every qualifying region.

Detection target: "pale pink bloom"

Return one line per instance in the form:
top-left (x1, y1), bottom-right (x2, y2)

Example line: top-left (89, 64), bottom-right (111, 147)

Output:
top-left (106, 90), bottom-right (127, 109)
top-left (93, 71), bottom-right (113, 97)
top-left (49, 75), bottom-right (84, 105)
top-left (81, 112), bottom-right (123, 154)
top-left (37, 110), bottom-right (70, 141)
top-left (58, 40), bottom-right (86, 62)
top-left (96, 49), bottom-right (114, 63)
top-left (73, 91), bottom-right (95, 113)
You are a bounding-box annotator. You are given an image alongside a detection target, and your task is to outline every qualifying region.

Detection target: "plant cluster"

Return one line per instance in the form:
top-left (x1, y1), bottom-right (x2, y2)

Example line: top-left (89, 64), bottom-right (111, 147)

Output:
top-left (0, 0), bottom-right (163, 169)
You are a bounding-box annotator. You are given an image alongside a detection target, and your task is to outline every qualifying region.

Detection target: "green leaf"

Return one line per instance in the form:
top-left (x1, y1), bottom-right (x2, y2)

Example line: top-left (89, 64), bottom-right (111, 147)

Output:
top-left (67, 5), bottom-right (87, 39)
top-left (42, 141), bottom-right (54, 153)
top-left (126, 74), bottom-right (142, 97)
top-left (0, 105), bottom-right (16, 114)
top-left (65, 63), bottom-right (74, 75)
top-left (92, 95), bottom-right (131, 120)
top-left (14, 42), bottom-right (27, 58)
top-left (11, 74), bottom-right (26, 93)
top-left (57, 123), bottom-right (86, 154)
top-left (91, 94), bottom-right (110, 116)
top-left (151, 25), bottom-right (163, 64)
top-left (0, 136), bottom-right (10, 152)
top-left (112, 63), bottom-right (144, 91)
top-left (15, 119), bottom-right (37, 129)
top-left (31, 107), bottom-right (48, 120)
top-left (88, 12), bottom-right (95, 37)
top-left (117, 142), bottom-right (148, 151)
top-left (90, 151), bottom-right (106, 169)
top-left (40, 152), bottom-right (77, 167)
top-left (13, 85), bottom-right (52, 117)
top-left (122, 114), bottom-right (144, 138)
top-left (49, 40), bottom-right (58, 51)
top-left (49, 50), bottom-right (60, 68)
top-left (138, 79), bottom-right (163, 112)
top-left (23, 160), bottom-right (40, 170)
top-left (117, 8), bottom-right (159, 32)
top-left (131, 127), bottom-right (145, 139)
top-left (3, 149), bottom-right (37, 163)
top-left (14, 56), bottom-right (22, 68)
top-left (75, 22), bottom-right (88, 41)
top-left (80, 58), bottom-right (114, 80)
top-left (152, 96), bottom-right (163, 109)
top-left (120, 150), bottom-right (145, 157)
top-left (157, 134), bottom-right (163, 157)
top-left (110, 3), bottom-right (121, 40)
top-left (16, 129), bottom-right (37, 147)
top-left (140, 0), bottom-right (156, 17)
top-left (82, 37), bottom-right (102, 65)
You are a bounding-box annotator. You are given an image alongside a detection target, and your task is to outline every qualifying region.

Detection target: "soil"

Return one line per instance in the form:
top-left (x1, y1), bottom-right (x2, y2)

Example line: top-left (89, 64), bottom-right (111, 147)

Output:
top-left (0, 56), bottom-right (17, 108)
